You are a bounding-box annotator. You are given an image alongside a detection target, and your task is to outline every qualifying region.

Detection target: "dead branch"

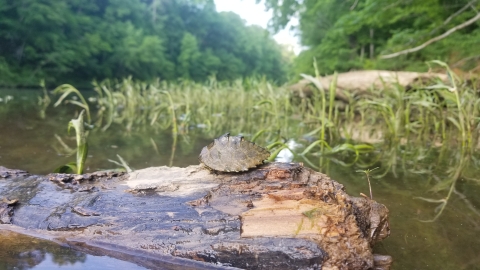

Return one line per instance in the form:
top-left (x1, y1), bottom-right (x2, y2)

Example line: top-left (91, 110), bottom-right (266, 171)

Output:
top-left (380, 12), bottom-right (480, 59)
top-left (350, 0), bottom-right (359, 10)
top-left (452, 54), bottom-right (480, 67)
top-left (431, 0), bottom-right (478, 35)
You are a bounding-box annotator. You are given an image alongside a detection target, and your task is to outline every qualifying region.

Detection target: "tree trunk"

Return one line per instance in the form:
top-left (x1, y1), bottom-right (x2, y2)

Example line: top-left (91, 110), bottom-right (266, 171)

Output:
top-left (370, 28), bottom-right (374, 59)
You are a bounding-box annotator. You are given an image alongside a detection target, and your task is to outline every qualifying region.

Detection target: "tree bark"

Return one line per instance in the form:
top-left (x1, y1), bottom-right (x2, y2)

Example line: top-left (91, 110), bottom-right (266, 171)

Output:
top-left (0, 163), bottom-right (392, 270)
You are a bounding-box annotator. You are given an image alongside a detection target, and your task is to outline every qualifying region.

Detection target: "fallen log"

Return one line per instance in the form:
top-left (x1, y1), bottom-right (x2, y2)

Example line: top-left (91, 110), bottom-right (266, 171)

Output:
top-left (290, 70), bottom-right (448, 103)
top-left (0, 163), bottom-right (391, 270)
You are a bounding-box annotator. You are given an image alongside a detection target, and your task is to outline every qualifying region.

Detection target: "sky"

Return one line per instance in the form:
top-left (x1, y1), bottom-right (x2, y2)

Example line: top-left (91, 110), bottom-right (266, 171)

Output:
top-left (214, 0), bottom-right (302, 54)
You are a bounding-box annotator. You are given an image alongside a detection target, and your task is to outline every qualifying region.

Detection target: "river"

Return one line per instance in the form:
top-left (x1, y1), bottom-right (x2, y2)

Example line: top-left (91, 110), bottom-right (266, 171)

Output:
top-left (0, 88), bottom-right (479, 269)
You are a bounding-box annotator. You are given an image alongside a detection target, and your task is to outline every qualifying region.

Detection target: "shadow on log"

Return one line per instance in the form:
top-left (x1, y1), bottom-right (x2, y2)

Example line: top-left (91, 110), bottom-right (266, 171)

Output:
top-left (0, 163), bottom-right (392, 270)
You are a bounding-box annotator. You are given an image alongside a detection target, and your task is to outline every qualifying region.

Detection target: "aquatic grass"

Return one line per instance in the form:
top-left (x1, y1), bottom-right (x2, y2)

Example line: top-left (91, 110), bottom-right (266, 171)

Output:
top-left (251, 129), bottom-right (268, 143)
top-left (68, 110), bottom-right (89, 174)
top-left (108, 154), bottom-right (133, 173)
top-left (42, 63), bottom-right (480, 223)
top-left (52, 84), bottom-right (91, 124)
top-left (53, 110), bottom-right (88, 174)
top-left (356, 167), bottom-right (379, 200)
top-left (160, 90), bottom-right (178, 135)
top-left (424, 61), bottom-right (480, 149)
top-left (83, 76), bottom-right (412, 156)
top-left (415, 147), bottom-right (469, 222)
top-left (265, 140), bottom-right (296, 162)
top-left (38, 80), bottom-right (51, 119)
top-left (52, 62), bottom-right (479, 177)
top-left (150, 137), bottom-right (160, 155)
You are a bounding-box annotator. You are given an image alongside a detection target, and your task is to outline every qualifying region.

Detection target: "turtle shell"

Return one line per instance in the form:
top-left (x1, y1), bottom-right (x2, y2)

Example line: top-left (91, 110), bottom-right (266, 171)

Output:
top-left (199, 133), bottom-right (270, 172)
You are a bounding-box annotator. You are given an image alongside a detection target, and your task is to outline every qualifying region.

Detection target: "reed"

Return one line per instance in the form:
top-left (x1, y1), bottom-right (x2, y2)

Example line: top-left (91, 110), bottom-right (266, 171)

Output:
top-left (50, 62), bottom-right (479, 179)
top-left (53, 110), bottom-right (89, 174)
top-left (52, 84), bottom-right (92, 124)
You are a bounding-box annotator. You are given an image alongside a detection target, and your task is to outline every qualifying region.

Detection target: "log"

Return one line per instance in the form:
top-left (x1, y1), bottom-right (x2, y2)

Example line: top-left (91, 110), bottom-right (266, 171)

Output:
top-left (290, 70), bottom-right (448, 102)
top-left (0, 163), bottom-right (391, 270)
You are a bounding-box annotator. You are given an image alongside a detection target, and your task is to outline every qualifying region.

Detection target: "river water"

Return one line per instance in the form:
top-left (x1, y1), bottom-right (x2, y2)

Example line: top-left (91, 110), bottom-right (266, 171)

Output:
top-left (0, 89), bottom-right (479, 269)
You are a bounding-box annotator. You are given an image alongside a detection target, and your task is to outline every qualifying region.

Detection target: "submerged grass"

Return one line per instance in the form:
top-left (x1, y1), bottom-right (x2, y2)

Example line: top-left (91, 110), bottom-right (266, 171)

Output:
top-left (51, 62), bottom-right (480, 161)
top-left (12, 59), bottom-right (473, 223)
top-left (84, 76), bottom-right (378, 160)
top-left (53, 110), bottom-right (88, 174)
top-left (48, 62), bottom-right (480, 206)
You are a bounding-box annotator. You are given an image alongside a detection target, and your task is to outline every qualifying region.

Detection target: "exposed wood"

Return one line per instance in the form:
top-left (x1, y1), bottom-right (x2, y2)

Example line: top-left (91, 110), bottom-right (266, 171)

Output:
top-left (290, 70), bottom-right (448, 103)
top-left (0, 164), bottom-right (391, 270)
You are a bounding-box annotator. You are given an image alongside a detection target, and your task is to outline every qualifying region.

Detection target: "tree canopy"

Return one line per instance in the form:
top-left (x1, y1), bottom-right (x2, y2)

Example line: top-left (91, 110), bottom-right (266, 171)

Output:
top-left (0, 0), bottom-right (291, 87)
top-left (259, 0), bottom-right (480, 75)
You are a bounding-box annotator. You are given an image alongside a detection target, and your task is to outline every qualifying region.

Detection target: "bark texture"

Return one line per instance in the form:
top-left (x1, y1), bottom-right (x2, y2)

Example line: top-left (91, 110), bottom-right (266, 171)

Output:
top-left (0, 163), bottom-right (391, 270)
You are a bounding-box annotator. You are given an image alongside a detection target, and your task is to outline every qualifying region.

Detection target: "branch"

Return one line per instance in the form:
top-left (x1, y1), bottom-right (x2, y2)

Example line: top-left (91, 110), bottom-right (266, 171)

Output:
top-left (401, 1), bottom-right (478, 50)
top-left (452, 54), bottom-right (480, 67)
top-left (380, 12), bottom-right (480, 59)
top-left (430, 0), bottom-right (478, 33)
top-left (350, 0), bottom-right (359, 10)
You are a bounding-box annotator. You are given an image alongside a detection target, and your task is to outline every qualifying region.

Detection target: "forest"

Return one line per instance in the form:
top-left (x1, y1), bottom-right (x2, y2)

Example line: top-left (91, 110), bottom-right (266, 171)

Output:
top-left (260, 0), bottom-right (480, 75)
top-left (1, 1), bottom-right (480, 269)
top-left (1, 0), bottom-right (479, 86)
top-left (0, 0), bottom-right (291, 87)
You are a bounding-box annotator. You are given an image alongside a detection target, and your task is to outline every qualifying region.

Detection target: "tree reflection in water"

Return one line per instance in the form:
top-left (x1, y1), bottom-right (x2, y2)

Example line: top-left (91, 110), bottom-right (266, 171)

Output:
top-left (0, 230), bottom-right (86, 269)
top-left (0, 230), bottom-right (149, 269)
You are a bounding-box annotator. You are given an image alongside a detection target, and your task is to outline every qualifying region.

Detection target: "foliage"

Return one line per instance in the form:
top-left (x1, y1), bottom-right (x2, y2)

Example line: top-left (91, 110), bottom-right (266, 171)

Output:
top-left (43, 76), bottom-right (373, 169)
top-left (53, 110), bottom-right (89, 174)
top-left (46, 62), bottom-right (476, 172)
top-left (259, 0), bottom-right (480, 76)
top-left (0, 0), bottom-right (290, 87)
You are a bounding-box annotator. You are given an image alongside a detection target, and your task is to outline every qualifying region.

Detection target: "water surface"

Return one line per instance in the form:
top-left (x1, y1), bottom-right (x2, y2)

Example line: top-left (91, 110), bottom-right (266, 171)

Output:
top-left (1, 89), bottom-right (479, 269)
top-left (0, 230), bottom-right (148, 270)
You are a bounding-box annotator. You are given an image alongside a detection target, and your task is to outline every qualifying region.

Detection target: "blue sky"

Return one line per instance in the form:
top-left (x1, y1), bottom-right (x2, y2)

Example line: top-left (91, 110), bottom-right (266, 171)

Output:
top-left (214, 0), bottom-right (301, 54)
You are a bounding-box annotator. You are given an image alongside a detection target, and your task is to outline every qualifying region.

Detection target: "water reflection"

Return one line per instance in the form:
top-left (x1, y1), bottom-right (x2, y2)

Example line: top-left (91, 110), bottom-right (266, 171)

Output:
top-left (318, 152), bottom-right (480, 270)
top-left (1, 89), bottom-right (480, 269)
top-left (0, 90), bottom-right (204, 174)
top-left (275, 139), bottom-right (302, 162)
top-left (0, 231), bottom-right (146, 270)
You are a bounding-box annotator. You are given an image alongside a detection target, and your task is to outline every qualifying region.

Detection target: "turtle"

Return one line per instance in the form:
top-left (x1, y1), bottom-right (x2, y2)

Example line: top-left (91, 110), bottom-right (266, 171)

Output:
top-left (199, 133), bottom-right (270, 172)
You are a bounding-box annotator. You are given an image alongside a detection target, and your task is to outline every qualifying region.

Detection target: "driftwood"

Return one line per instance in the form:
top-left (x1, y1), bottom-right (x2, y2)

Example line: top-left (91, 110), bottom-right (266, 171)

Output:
top-left (290, 70), bottom-right (448, 103)
top-left (0, 163), bottom-right (391, 270)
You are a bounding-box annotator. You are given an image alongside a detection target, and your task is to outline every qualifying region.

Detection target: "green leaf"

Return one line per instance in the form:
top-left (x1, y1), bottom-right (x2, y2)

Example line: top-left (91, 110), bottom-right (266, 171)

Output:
top-left (53, 162), bottom-right (77, 174)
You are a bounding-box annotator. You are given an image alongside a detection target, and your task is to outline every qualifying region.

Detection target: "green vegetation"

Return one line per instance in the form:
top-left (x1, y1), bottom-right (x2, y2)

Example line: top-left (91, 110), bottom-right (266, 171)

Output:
top-left (50, 63), bottom-right (479, 172)
top-left (52, 110), bottom-right (89, 174)
top-left (260, 0), bottom-right (480, 76)
top-left (3, 0), bottom-right (478, 85)
top-left (81, 63), bottom-right (480, 224)
top-left (0, 1), bottom-right (479, 268)
top-left (50, 85), bottom-right (91, 174)
top-left (1, 0), bottom-right (478, 227)
top-left (356, 167), bottom-right (379, 199)
top-left (0, 0), bottom-right (290, 87)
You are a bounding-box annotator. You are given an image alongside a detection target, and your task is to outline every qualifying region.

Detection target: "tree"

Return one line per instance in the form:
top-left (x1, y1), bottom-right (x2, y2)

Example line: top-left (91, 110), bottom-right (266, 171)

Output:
top-left (0, 0), bottom-right (290, 87)
top-left (258, 0), bottom-right (480, 75)
top-left (177, 32), bottom-right (201, 79)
